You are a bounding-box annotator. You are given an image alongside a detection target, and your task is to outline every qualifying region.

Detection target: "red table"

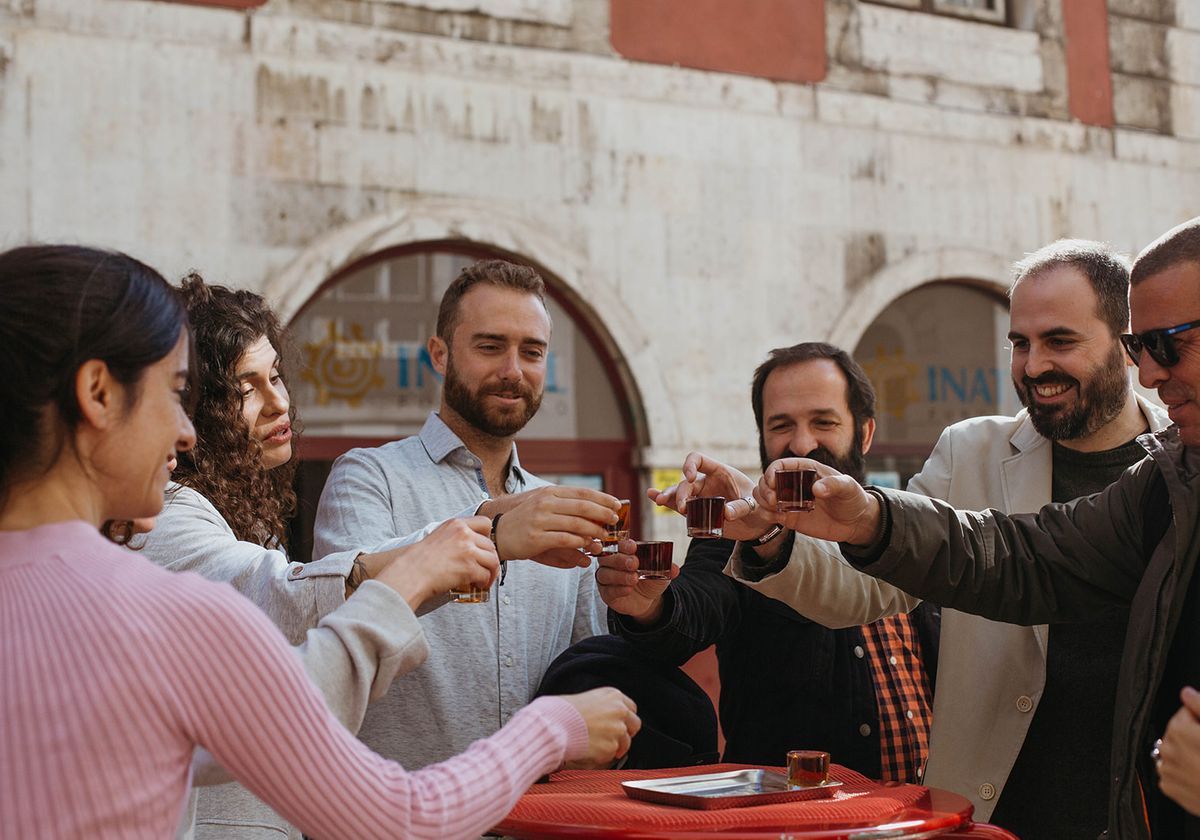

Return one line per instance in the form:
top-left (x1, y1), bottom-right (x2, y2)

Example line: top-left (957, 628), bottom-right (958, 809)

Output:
top-left (493, 765), bottom-right (1018, 840)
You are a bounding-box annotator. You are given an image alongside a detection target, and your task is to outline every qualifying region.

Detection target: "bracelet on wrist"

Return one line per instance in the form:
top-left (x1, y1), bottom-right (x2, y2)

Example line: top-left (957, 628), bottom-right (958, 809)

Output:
top-left (750, 524), bottom-right (785, 546)
top-left (491, 513), bottom-right (509, 586)
top-left (346, 555), bottom-right (368, 594)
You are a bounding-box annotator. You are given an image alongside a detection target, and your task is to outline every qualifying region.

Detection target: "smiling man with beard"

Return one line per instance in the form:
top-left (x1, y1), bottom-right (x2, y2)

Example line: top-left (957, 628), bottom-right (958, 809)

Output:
top-left (314, 259), bottom-right (628, 773)
top-left (714, 240), bottom-right (1167, 838)
top-left (598, 342), bottom-right (940, 781)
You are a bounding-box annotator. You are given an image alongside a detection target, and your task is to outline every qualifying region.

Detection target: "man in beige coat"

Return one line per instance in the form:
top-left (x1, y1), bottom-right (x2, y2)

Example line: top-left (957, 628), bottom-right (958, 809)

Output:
top-left (673, 240), bottom-right (1167, 838)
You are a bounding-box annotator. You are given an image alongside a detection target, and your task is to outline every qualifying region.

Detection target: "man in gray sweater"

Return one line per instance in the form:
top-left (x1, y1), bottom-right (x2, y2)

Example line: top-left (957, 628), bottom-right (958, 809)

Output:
top-left (314, 259), bottom-right (623, 770)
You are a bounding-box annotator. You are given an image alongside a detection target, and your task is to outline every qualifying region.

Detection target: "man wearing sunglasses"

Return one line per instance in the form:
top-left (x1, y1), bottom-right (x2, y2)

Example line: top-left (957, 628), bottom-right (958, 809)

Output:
top-left (702, 240), bottom-right (1167, 839)
top-left (766, 216), bottom-right (1200, 837)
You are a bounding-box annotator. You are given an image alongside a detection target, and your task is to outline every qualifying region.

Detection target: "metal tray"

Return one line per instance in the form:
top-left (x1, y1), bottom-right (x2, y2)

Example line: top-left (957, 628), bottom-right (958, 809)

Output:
top-left (621, 769), bottom-right (842, 810)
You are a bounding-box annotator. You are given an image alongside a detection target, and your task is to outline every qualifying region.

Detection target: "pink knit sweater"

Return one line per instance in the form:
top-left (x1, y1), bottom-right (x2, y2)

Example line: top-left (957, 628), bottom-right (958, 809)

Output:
top-left (0, 521), bottom-right (589, 839)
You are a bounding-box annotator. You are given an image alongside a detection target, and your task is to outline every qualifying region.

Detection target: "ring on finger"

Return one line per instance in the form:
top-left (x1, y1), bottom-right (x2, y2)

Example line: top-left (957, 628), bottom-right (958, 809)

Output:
top-left (743, 495), bottom-right (757, 513)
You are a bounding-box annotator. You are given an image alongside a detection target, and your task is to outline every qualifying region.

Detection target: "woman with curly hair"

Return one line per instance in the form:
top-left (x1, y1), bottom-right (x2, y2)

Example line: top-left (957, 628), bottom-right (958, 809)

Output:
top-left (140, 273), bottom-right (500, 837)
top-left (0, 244), bottom-right (640, 840)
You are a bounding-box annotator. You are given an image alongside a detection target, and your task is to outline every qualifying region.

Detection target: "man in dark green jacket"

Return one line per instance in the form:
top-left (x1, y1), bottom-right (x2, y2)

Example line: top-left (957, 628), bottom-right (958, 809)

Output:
top-left (745, 216), bottom-right (1200, 839)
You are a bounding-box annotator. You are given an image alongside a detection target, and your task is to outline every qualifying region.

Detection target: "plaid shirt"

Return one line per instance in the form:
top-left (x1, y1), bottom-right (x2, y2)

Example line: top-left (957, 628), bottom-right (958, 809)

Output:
top-left (860, 614), bottom-right (933, 783)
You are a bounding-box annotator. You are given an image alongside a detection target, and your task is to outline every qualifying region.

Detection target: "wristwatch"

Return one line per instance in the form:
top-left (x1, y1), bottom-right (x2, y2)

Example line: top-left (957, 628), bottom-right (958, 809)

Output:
top-left (750, 524), bottom-right (785, 546)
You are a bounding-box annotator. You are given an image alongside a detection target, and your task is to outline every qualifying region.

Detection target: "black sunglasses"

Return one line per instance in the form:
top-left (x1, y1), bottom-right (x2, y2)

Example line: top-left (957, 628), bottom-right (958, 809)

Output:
top-left (1120, 320), bottom-right (1200, 368)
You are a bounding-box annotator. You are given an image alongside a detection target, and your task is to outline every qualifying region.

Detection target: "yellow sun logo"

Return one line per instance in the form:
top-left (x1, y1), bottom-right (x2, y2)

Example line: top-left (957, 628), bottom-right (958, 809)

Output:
top-left (300, 321), bottom-right (385, 407)
top-left (860, 346), bottom-right (920, 420)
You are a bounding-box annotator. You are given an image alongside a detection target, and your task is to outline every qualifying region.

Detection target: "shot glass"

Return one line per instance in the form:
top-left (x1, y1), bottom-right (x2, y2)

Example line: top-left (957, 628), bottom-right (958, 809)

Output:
top-left (775, 468), bottom-right (818, 512)
top-left (685, 496), bottom-right (726, 539)
top-left (449, 585), bottom-right (490, 604)
top-left (634, 540), bottom-right (674, 580)
top-left (786, 750), bottom-right (830, 788)
top-left (600, 499), bottom-right (632, 554)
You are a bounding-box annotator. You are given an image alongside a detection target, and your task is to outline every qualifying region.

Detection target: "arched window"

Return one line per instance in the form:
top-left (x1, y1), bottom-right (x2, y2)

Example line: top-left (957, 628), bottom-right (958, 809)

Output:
top-left (855, 281), bottom-right (1015, 487)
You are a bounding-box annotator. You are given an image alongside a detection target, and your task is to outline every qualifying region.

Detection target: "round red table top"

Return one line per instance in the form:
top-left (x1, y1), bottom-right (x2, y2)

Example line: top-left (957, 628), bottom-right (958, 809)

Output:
top-left (493, 764), bottom-right (979, 839)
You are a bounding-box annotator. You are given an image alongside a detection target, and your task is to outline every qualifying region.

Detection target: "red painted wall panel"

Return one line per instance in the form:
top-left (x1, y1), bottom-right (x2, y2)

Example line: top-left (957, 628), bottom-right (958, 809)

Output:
top-left (1062, 0), bottom-right (1114, 127)
top-left (610, 0), bottom-right (826, 84)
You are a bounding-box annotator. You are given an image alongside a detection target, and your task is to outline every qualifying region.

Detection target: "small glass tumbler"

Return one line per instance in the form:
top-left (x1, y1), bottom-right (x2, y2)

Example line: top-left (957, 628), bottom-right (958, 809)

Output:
top-left (787, 750), bottom-right (830, 788)
top-left (775, 468), bottom-right (818, 512)
top-left (634, 540), bottom-right (674, 580)
top-left (685, 496), bottom-right (726, 538)
top-left (449, 585), bottom-right (490, 604)
top-left (601, 499), bottom-right (632, 554)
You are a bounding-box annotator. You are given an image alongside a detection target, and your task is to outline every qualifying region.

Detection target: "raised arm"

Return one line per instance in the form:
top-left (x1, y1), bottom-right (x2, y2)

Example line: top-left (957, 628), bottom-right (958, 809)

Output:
top-left (604, 537), bottom-right (744, 667)
top-left (172, 582), bottom-right (637, 840)
top-left (145, 485), bottom-right (353, 640)
top-left (845, 458), bottom-right (1161, 625)
top-left (725, 533), bottom-right (920, 628)
top-left (725, 424), bottom-right (956, 627)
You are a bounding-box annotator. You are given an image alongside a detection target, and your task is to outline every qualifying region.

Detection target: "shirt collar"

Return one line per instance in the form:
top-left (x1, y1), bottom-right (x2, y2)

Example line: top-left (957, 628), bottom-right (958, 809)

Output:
top-left (417, 411), bottom-right (527, 483)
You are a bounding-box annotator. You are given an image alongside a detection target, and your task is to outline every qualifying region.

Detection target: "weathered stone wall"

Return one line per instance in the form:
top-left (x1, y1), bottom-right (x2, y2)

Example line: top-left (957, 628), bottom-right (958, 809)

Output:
top-left (1, 0), bottom-right (1197, 475)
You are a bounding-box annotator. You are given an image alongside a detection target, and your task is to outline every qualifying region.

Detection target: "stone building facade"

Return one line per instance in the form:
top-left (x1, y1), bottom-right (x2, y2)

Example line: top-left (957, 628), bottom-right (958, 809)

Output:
top-left (1, 0), bottom-right (1197, 542)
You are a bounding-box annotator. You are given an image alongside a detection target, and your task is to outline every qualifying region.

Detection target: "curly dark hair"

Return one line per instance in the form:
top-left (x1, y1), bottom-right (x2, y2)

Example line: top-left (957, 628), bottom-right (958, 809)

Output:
top-left (172, 273), bottom-right (299, 547)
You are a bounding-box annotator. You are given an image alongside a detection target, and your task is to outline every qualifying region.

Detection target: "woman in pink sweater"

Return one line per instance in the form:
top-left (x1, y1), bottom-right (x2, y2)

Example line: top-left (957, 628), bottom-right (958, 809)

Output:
top-left (0, 244), bottom-right (640, 839)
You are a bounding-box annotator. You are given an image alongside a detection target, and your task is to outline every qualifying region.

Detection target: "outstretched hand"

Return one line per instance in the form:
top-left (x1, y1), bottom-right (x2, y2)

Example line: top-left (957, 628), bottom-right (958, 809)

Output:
top-left (594, 538), bottom-right (679, 624)
top-left (754, 458), bottom-right (883, 546)
top-left (646, 451), bottom-right (779, 542)
top-left (372, 516), bottom-right (500, 609)
top-left (558, 686), bottom-right (642, 769)
top-left (485, 486), bottom-right (621, 568)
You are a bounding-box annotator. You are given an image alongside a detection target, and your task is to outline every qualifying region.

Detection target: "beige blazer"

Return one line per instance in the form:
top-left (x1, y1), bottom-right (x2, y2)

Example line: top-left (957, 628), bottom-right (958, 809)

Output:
top-left (727, 396), bottom-right (1168, 820)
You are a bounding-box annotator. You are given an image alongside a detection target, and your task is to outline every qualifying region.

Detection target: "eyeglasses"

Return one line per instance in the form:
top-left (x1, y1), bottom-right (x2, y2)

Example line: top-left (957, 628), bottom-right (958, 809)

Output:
top-left (1120, 320), bottom-right (1200, 368)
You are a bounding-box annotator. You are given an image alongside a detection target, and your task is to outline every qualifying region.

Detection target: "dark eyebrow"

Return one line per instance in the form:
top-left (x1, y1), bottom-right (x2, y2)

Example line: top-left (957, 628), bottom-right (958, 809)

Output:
top-left (235, 358), bottom-right (281, 381)
top-left (471, 332), bottom-right (549, 349)
top-left (1007, 327), bottom-right (1082, 341)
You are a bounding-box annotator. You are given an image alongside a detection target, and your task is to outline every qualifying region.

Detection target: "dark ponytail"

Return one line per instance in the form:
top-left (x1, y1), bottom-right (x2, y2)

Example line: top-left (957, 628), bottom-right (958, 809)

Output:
top-left (0, 245), bottom-right (188, 506)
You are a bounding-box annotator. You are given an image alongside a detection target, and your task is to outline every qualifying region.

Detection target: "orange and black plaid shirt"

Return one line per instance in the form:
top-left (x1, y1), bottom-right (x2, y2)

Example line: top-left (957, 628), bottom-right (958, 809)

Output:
top-left (860, 614), bottom-right (933, 783)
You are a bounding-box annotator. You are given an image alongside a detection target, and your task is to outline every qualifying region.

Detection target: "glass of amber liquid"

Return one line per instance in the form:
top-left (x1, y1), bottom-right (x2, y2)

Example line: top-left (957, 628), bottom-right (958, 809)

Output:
top-left (787, 750), bottom-right (830, 787)
top-left (685, 496), bottom-right (725, 538)
top-left (600, 499), bottom-right (632, 554)
top-left (634, 540), bottom-right (673, 580)
top-left (775, 468), bottom-right (817, 512)
top-left (449, 585), bottom-right (489, 604)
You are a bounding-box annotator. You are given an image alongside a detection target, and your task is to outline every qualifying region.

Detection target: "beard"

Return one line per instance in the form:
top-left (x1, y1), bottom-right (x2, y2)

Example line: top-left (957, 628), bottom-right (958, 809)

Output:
top-left (1014, 343), bottom-right (1129, 442)
top-left (759, 429), bottom-right (868, 485)
top-left (442, 354), bottom-right (543, 439)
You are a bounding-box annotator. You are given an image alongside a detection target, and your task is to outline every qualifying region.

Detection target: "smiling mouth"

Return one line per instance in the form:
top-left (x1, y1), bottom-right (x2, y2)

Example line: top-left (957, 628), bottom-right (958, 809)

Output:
top-left (1033, 383), bottom-right (1073, 398)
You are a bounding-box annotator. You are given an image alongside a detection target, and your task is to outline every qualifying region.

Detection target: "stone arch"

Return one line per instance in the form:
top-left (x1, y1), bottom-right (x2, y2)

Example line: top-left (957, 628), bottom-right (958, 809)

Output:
top-left (263, 198), bottom-right (668, 450)
top-left (826, 248), bottom-right (1012, 350)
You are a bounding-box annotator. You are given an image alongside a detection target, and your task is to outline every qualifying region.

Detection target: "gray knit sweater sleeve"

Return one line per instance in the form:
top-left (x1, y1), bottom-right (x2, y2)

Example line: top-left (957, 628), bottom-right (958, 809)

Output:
top-left (144, 484), bottom-right (359, 644)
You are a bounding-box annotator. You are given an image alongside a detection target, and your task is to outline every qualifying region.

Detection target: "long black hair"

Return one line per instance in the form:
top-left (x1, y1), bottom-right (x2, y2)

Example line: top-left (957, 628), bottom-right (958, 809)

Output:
top-left (0, 245), bottom-right (188, 508)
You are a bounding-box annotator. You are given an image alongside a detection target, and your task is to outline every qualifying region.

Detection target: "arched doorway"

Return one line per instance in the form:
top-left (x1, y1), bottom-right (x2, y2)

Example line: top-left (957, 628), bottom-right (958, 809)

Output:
top-left (284, 241), bottom-right (643, 561)
top-left (854, 280), bottom-right (1017, 486)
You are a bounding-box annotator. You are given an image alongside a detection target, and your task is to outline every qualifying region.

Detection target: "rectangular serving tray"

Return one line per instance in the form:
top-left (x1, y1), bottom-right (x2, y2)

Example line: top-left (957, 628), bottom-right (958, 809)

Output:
top-left (621, 769), bottom-right (842, 810)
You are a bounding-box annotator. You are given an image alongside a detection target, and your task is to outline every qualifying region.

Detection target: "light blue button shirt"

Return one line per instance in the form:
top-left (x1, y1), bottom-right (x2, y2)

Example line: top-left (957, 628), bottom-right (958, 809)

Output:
top-left (313, 412), bottom-right (606, 769)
